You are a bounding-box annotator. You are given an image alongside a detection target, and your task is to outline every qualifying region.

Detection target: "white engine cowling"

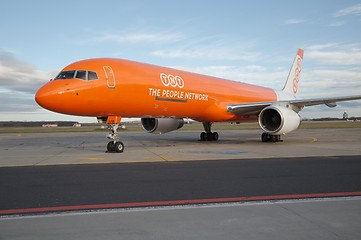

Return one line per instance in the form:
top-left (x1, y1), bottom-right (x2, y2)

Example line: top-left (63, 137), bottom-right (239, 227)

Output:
top-left (141, 118), bottom-right (184, 134)
top-left (258, 106), bottom-right (301, 135)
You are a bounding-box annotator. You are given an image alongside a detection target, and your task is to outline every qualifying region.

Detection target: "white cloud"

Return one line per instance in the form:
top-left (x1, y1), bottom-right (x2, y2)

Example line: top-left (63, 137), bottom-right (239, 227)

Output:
top-left (328, 21), bottom-right (346, 27)
top-left (153, 42), bottom-right (262, 62)
top-left (153, 48), bottom-right (260, 61)
top-left (0, 50), bottom-right (50, 93)
top-left (0, 90), bottom-right (40, 116)
top-left (307, 43), bottom-right (339, 50)
top-left (149, 34), bottom-right (262, 62)
top-left (306, 43), bottom-right (361, 65)
top-left (96, 32), bottom-right (184, 44)
top-left (334, 3), bottom-right (361, 17)
top-left (0, 50), bottom-right (55, 119)
top-left (282, 19), bottom-right (307, 25)
top-left (169, 64), bottom-right (286, 90)
top-left (301, 69), bottom-right (361, 97)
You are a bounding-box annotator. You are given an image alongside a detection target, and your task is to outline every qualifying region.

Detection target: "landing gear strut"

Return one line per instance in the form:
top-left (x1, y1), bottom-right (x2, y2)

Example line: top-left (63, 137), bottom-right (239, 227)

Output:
top-left (200, 122), bottom-right (219, 141)
top-left (261, 133), bottom-right (283, 143)
top-left (98, 116), bottom-right (124, 153)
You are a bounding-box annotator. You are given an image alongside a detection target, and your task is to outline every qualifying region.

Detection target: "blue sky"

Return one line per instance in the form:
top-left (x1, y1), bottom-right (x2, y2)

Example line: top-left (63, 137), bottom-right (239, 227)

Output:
top-left (1, 0), bottom-right (361, 122)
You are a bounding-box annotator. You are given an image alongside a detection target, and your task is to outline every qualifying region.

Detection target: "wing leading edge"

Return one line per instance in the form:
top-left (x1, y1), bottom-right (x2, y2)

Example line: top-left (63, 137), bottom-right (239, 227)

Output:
top-left (227, 95), bottom-right (361, 116)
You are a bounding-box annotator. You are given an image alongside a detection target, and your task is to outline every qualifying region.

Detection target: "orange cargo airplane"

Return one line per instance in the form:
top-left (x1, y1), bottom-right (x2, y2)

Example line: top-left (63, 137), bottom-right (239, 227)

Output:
top-left (35, 49), bottom-right (361, 152)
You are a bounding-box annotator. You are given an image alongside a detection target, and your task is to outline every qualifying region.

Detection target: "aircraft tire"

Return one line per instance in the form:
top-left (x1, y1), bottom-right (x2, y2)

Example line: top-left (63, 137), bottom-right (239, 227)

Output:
top-left (107, 141), bottom-right (115, 152)
top-left (261, 133), bottom-right (270, 142)
top-left (272, 135), bottom-right (278, 142)
top-left (212, 132), bottom-right (219, 141)
top-left (114, 141), bottom-right (124, 153)
top-left (200, 132), bottom-right (207, 141)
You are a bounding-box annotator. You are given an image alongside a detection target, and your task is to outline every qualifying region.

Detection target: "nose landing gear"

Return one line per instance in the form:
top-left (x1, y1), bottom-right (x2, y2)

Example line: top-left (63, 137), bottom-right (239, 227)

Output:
top-left (106, 123), bottom-right (124, 152)
top-left (98, 116), bottom-right (124, 153)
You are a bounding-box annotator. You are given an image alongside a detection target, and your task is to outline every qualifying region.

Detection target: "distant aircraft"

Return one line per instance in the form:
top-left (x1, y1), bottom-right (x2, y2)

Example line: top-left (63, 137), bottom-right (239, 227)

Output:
top-left (35, 49), bottom-right (361, 152)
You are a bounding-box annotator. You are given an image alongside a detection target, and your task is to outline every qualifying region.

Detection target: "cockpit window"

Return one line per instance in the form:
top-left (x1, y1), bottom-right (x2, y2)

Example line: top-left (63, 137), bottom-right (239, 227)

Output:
top-left (54, 70), bottom-right (98, 81)
top-left (88, 71), bottom-right (98, 80)
top-left (75, 71), bottom-right (86, 80)
top-left (55, 71), bottom-right (76, 79)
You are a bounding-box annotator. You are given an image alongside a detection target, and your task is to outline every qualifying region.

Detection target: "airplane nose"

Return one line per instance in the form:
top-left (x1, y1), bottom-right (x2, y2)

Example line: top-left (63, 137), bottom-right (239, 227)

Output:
top-left (35, 81), bottom-right (80, 115)
top-left (35, 86), bottom-right (49, 108)
top-left (35, 84), bottom-right (59, 111)
top-left (35, 80), bottom-right (91, 116)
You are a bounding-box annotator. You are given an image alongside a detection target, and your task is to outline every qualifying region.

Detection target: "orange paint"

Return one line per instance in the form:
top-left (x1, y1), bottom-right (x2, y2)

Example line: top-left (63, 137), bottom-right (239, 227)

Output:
top-left (35, 58), bottom-right (277, 122)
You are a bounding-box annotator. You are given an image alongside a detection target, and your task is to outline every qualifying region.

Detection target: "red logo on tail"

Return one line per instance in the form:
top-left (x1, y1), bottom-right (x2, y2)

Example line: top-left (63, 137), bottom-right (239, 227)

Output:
top-left (293, 57), bottom-right (302, 94)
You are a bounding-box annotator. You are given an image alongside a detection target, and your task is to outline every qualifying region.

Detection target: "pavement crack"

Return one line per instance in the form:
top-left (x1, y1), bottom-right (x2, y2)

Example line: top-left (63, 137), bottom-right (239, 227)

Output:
top-left (143, 147), bottom-right (168, 162)
top-left (276, 203), bottom-right (342, 239)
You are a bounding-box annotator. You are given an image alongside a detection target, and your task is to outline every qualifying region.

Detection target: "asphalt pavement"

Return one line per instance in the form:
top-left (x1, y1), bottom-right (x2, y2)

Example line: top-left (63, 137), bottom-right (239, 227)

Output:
top-left (1, 155), bottom-right (361, 215)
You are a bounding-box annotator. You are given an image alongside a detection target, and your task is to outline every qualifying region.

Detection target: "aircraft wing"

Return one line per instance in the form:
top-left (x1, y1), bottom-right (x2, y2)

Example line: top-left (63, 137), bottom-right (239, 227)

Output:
top-left (227, 95), bottom-right (361, 116)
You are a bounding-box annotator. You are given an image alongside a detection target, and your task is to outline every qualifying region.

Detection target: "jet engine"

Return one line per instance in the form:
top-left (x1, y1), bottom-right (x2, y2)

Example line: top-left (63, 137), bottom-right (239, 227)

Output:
top-left (258, 105), bottom-right (301, 135)
top-left (141, 118), bottom-right (184, 134)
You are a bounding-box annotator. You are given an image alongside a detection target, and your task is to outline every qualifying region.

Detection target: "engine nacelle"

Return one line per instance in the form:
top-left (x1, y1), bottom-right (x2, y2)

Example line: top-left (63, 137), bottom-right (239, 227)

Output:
top-left (141, 118), bottom-right (184, 134)
top-left (258, 105), bottom-right (301, 135)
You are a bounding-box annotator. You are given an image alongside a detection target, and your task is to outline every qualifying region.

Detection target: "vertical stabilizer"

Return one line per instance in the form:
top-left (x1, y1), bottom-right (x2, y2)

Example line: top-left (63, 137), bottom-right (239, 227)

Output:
top-left (282, 49), bottom-right (304, 97)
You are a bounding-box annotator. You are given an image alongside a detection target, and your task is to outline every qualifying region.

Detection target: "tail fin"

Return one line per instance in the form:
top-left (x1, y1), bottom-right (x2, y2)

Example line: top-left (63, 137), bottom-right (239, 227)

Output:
top-left (282, 48), bottom-right (304, 97)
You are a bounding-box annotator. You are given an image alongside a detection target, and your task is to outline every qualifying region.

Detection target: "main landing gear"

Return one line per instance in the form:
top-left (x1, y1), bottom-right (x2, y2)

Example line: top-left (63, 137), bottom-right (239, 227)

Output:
top-left (98, 116), bottom-right (124, 153)
top-left (200, 122), bottom-right (219, 141)
top-left (261, 133), bottom-right (283, 143)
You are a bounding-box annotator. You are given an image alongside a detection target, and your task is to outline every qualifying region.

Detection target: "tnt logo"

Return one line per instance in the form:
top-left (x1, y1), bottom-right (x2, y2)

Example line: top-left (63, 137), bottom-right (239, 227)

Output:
top-left (160, 73), bottom-right (185, 88)
top-left (293, 57), bottom-right (302, 94)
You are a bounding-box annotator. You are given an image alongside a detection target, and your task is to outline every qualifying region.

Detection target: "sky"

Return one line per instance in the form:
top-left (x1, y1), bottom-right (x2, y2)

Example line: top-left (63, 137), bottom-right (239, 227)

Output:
top-left (0, 0), bottom-right (361, 122)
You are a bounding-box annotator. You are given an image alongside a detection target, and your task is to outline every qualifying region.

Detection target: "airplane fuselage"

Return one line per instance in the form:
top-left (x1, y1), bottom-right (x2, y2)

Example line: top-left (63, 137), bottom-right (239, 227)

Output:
top-left (35, 58), bottom-right (277, 122)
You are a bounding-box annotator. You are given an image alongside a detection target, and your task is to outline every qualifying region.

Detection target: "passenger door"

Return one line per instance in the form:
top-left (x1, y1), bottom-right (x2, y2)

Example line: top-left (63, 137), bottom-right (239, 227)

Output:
top-left (103, 66), bottom-right (116, 88)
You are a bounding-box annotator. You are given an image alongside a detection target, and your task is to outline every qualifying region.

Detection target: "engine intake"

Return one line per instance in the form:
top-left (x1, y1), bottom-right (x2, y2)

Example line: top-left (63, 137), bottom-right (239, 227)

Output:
top-left (141, 118), bottom-right (184, 134)
top-left (258, 106), bottom-right (301, 135)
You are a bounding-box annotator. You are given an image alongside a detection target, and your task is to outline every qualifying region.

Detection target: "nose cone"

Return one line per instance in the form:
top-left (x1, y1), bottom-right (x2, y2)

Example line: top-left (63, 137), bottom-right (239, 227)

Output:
top-left (35, 79), bottom-right (94, 116)
top-left (35, 84), bottom-right (53, 110)
top-left (35, 82), bottom-right (67, 113)
top-left (35, 80), bottom-right (87, 116)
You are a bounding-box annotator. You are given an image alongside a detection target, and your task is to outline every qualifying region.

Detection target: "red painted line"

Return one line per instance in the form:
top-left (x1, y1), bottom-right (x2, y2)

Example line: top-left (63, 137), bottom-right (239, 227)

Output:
top-left (1, 191), bottom-right (361, 216)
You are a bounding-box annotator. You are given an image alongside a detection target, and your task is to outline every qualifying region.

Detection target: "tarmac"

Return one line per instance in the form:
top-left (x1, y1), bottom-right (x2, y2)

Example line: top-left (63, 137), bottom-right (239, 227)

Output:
top-left (1, 128), bottom-right (361, 239)
top-left (1, 128), bottom-right (361, 167)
